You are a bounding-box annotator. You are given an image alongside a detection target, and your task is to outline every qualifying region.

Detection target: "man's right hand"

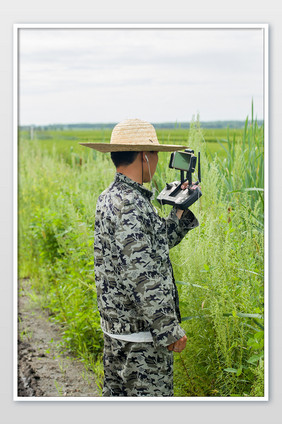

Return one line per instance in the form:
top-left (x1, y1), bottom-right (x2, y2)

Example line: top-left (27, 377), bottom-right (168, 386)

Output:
top-left (167, 334), bottom-right (187, 353)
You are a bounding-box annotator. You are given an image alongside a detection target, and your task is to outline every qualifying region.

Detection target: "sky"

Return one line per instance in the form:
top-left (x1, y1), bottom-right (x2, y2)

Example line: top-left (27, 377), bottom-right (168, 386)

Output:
top-left (18, 26), bottom-right (265, 126)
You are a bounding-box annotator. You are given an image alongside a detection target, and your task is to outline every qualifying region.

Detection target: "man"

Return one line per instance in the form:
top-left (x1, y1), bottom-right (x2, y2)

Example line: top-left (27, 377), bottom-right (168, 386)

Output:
top-left (81, 118), bottom-right (199, 397)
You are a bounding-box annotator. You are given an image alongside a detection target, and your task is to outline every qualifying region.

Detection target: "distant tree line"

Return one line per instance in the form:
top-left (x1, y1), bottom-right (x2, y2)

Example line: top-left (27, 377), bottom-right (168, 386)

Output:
top-left (20, 120), bottom-right (264, 131)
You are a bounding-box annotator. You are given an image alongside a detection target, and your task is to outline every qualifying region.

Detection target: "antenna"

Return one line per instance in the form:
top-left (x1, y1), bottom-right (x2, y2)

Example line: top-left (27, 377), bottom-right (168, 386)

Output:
top-left (198, 152), bottom-right (201, 183)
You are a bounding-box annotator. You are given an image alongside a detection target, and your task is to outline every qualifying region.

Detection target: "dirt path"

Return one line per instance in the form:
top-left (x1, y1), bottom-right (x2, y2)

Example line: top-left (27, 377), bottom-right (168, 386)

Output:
top-left (17, 279), bottom-right (101, 398)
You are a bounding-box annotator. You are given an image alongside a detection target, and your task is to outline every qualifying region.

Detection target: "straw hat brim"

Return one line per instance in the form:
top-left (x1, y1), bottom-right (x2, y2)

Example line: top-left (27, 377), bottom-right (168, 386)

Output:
top-left (79, 143), bottom-right (185, 152)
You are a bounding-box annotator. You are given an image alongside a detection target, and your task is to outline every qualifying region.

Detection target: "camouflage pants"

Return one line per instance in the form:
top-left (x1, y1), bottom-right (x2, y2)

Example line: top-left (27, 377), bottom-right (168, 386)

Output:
top-left (102, 334), bottom-right (174, 397)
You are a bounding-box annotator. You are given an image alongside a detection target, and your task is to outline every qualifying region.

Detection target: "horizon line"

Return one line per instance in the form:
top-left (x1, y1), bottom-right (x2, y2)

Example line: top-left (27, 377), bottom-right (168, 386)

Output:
top-left (19, 118), bottom-right (264, 127)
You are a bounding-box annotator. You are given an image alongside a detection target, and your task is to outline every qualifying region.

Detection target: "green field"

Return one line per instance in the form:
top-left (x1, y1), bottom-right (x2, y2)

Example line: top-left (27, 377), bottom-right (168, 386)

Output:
top-left (20, 125), bottom-right (241, 168)
top-left (18, 119), bottom-right (265, 397)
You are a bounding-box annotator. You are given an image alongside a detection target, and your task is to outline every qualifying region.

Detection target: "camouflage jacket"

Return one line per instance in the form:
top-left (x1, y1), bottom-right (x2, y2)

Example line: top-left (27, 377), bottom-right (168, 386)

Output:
top-left (94, 172), bottom-right (199, 348)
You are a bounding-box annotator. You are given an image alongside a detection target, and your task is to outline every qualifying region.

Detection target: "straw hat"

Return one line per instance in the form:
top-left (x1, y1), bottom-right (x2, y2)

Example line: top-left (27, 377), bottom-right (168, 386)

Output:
top-left (80, 118), bottom-right (185, 152)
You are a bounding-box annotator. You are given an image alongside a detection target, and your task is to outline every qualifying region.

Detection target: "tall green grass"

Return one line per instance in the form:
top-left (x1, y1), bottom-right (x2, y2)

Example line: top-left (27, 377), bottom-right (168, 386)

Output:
top-left (18, 118), bottom-right (264, 397)
top-left (163, 117), bottom-right (264, 397)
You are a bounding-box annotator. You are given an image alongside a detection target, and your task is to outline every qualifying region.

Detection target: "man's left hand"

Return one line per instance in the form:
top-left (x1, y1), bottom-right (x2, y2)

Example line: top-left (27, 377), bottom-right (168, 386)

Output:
top-left (176, 181), bottom-right (200, 219)
top-left (181, 181), bottom-right (201, 191)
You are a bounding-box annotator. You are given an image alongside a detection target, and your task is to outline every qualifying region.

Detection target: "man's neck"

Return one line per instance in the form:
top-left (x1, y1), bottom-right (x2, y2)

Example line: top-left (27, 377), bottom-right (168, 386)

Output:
top-left (116, 155), bottom-right (143, 184)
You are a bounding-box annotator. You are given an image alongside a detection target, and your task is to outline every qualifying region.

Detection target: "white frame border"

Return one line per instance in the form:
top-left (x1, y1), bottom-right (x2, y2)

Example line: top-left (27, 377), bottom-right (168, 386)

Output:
top-left (13, 23), bottom-right (269, 402)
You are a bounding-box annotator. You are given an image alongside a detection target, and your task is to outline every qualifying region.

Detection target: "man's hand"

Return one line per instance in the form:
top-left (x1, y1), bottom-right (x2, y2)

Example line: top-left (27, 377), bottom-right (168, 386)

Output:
top-left (181, 180), bottom-right (200, 191)
top-left (167, 335), bottom-right (187, 353)
top-left (176, 181), bottom-right (200, 219)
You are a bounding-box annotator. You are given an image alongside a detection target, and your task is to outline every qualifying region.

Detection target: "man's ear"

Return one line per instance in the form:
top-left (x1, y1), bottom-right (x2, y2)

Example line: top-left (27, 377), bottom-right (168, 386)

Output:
top-left (142, 152), bottom-right (149, 164)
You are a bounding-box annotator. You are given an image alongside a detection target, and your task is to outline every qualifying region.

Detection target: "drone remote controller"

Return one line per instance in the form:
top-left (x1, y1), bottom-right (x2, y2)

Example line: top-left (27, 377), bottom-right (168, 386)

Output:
top-left (157, 149), bottom-right (202, 210)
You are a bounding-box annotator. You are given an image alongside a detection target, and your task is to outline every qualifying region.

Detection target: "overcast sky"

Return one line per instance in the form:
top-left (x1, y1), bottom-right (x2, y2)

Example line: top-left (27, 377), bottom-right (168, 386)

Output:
top-left (18, 27), bottom-right (265, 125)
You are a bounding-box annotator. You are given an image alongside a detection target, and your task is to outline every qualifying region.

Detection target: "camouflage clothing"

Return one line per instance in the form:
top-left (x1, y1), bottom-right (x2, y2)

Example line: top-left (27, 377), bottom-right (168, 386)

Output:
top-left (102, 334), bottom-right (174, 397)
top-left (94, 172), bottom-right (199, 396)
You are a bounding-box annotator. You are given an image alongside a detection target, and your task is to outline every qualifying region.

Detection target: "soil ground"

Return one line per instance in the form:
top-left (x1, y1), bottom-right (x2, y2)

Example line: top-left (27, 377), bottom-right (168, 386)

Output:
top-left (17, 279), bottom-right (100, 398)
